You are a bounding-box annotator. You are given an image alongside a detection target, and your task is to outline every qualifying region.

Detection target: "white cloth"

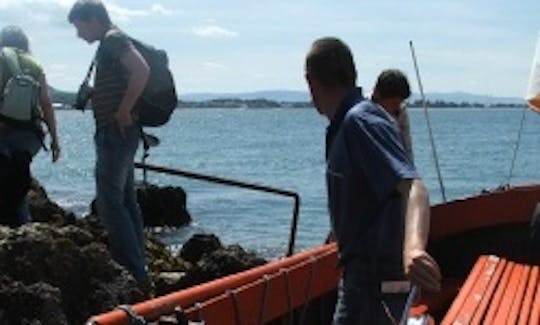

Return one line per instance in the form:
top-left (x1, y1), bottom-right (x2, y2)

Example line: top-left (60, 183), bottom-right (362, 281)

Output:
top-left (526, 31), bottom-right (540, 100)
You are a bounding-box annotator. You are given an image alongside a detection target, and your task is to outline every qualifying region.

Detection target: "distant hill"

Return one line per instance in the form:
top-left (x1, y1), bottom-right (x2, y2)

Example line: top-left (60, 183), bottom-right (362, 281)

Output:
top-left (180, 90), bottom-right (525, 105)
top-left (180, 90), bottom-right (310, 102)
top-left (48, 87), bottom-right (525, 108)
top-left (49, 86), bottom-right (76, 108)
top-left (409, 91), bottom-right (525, 106)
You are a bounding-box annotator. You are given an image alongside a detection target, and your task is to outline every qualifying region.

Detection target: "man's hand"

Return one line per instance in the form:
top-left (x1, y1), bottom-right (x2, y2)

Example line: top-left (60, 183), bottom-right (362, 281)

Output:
top-left (325, 231), bottom-right (336, 244)
top-left (114, 109), bottom-right (133, 137)
top-left (404, 248), bottom-right (441, 293)
top-left (51, 140), bottom-right (61, 162)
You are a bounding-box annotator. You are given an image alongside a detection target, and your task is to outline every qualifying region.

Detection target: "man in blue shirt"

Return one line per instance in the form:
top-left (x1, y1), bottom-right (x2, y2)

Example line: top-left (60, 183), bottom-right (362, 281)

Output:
top-left (305, 37), bottom-right (441, 324)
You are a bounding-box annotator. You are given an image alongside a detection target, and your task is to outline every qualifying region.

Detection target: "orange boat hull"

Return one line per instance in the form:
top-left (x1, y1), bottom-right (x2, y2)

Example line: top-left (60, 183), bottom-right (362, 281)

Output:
top-left (88, 183), bottom-right (540, 324)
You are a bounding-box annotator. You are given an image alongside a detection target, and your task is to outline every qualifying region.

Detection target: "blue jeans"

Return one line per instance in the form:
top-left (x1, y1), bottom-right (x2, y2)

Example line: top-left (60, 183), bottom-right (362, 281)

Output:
top-left (333, 257), bottom-right (407, 325)
top-left (94, 123), bottom-right (149, 286)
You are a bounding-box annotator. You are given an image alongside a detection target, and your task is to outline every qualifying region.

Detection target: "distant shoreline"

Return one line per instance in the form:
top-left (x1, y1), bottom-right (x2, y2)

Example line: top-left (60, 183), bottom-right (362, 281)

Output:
top-left (177, 98), bottom-right (527, 109)
top-left (49, 87), bottom-right (527, 110)
top-left (52, 98), bottom-right (527, 110)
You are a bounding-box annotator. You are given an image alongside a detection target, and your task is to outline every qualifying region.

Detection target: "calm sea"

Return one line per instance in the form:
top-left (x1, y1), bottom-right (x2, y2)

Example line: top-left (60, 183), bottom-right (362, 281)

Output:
top-left (31, 108), bottom-right (540, 258)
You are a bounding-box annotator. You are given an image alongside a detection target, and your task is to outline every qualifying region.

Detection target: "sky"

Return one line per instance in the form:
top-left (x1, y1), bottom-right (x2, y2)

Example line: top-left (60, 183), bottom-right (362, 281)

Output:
top-left (0, 0), bottom-right (538, 97)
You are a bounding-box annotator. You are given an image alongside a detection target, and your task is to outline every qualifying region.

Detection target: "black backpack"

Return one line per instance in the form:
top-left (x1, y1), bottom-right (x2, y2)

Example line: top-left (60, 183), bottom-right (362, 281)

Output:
top-left (75, 37), bottom-right (178, 127)
top-left (130, 38), bottom-right (178, 127)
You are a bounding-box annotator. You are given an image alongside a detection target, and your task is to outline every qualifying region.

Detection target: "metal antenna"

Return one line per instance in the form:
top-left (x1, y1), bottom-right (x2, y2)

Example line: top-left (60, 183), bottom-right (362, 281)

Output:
top-left (506, 105), bottom-right (527, 185)
top-left (409, 41), bottom-right (447, 202)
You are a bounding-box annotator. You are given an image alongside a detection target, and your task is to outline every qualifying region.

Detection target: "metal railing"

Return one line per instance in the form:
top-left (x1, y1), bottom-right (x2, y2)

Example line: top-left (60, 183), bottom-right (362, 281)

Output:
top-left (134, 162), bottom-right (301, 257)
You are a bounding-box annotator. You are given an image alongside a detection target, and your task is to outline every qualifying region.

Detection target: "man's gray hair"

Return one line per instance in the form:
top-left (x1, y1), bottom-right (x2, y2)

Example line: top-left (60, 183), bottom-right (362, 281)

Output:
top-left (0, 25), bottom-right (29, 53)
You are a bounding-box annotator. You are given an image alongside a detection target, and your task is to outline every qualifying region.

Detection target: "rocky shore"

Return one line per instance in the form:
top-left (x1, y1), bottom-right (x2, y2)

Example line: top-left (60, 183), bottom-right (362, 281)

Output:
top-left (0, 181), bottom-right (267, 324)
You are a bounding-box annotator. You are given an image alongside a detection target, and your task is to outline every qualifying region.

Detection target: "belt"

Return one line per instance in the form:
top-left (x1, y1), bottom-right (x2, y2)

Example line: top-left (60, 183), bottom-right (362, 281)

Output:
top-left (381, 280), bottom-right (411, 294)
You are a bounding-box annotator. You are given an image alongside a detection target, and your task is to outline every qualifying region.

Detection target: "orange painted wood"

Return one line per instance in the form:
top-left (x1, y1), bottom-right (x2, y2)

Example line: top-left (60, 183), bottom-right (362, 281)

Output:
top-left (441, 255), bottom-right (503, 325)
top-left (507, 265), bottom-right (530, 324)
top-left (88, 243), bottom-right (338, 325)
top-left (430, 184), bottom-right (540, 240)
top-left (528, 270), bottom-right (540, 325)
top-left (182, 249), bottom-right (341, 325)
top-left (443, 257), bottom-right (540, 325)
top-left (469, 258), bottom-right (507, 324)
top-left (518, 266), bottom-right (538, 325)
top-left (482, 261), bottom-right (514, 324)
top-left (490, 264), bottom-right (523, 325)
top-left (441, 255), bottom-right (490, 324)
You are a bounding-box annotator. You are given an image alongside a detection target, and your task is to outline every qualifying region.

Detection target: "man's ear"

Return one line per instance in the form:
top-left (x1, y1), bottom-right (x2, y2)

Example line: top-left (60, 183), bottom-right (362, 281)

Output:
top-left (306, 75), bottom-right (322, 94)
top-left (305, 73), bottom-right (314, 86)
top-left (371, 90), bottom-right (380, 101)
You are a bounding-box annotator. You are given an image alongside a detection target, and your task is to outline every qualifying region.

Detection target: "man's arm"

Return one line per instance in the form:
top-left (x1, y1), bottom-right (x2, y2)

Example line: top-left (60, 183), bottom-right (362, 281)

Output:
top-left (38, 72), bottom-right (60, 162)
top-left (397, 179), bottom-right (441, 292)
top-left (398, 110), bottom-right (414, 161)
top-left (115, 45), bottom-right (150, 135)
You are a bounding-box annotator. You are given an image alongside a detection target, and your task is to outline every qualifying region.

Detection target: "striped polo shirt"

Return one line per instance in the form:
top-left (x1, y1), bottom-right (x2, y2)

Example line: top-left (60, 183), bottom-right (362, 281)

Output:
top-left (92, 27), bottom-right (133, 129)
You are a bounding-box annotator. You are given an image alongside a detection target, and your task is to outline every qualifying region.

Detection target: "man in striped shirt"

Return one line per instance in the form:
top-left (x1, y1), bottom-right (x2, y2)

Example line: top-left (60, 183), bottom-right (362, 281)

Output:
top-left (68, 0), bottom-right (152, 296)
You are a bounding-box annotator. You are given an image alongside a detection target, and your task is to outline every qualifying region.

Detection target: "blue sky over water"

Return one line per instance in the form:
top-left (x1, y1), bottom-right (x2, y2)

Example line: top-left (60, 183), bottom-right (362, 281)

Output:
top-left (0, 0), bottom-right (538, 97)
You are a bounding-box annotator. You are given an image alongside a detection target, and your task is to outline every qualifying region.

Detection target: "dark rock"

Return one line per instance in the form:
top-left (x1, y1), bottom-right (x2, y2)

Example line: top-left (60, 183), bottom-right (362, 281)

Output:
top-left (0, 182), bottom-right (269, 323)
top-left (89, 183), bottom-right (192, 228)
top-left (197, 244), bottom-right (267, 279)
top-left (157, 241), bottom-right (267, 294)
top-left (137, 184), bottom-right (191, 227)
top-left (147, 235), bottom-right (192, 273)
top-left (0, 277), bottom-right (68, 325)
top-left (28, 179), bottom-right (75, 224)
top-left (0, 223), bottom-right (141, 324)
top-left (179, 233), bottom-right (222, 263)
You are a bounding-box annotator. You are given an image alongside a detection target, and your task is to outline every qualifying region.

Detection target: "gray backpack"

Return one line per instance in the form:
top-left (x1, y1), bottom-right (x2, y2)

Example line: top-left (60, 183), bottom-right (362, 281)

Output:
top-left (0, 47), bottom-right (41, 128)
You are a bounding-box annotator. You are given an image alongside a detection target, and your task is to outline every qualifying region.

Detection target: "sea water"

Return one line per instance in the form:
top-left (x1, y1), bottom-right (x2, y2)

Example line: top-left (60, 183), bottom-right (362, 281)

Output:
top-left (30, 108), bottom-right (540, 258)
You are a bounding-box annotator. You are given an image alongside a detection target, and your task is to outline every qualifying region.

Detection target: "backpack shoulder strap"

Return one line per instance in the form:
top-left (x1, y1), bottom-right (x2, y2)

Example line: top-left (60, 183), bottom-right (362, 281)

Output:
top-left (1, 47), bottom-right (22, 76)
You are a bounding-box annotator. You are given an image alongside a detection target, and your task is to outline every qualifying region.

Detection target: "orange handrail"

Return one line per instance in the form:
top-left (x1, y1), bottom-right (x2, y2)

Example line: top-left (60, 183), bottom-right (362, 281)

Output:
top-left (87, 243), bottom-right (339, 325)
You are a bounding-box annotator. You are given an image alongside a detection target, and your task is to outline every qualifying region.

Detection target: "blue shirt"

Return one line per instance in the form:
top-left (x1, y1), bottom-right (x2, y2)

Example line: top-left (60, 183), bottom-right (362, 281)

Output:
top-left (326, 88), bottom-right (418, 278)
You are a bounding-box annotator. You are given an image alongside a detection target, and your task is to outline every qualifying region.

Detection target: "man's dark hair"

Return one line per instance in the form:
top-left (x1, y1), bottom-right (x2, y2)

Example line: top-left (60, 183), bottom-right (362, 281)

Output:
top-left (305, 37), bottom-right (357, 89)
top-left (374, 69), bottom-right (411, 100)
top-left (68, 0), bottom-right (112, 26)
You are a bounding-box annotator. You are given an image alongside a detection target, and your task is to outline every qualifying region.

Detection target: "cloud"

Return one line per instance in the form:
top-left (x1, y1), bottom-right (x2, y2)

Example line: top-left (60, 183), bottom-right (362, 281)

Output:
top-left (105, 1), bottom-right (174, 23)
top-left (0, 1), bottom-right (173, 24)
top-left (0, 0), bottom-right (72, 10)
top-left (150, 4), bottom-right (173, 16)
top-left (192, 21), bottom-right (238, 39)
top-left (202, 61), bottom-right (228, 71)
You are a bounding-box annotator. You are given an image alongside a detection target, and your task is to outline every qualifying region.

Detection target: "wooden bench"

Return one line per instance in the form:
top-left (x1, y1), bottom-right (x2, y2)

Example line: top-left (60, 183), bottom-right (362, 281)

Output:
top-left (441, 255), bottom-right (540, 325)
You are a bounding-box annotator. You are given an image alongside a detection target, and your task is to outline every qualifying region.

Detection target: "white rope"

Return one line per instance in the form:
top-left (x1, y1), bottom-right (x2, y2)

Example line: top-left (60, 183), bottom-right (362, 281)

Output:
top-left (409, 41), bottom-right (447, 202)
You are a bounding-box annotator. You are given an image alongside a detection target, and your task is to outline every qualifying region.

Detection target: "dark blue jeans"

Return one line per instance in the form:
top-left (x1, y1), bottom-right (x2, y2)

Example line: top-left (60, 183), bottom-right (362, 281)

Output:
top-left (333, 257), bottom-right (407, 324)
top-left (94, 123), bottom-right (149, 286)
top-left (0, 127), bottom-right (41, 225)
